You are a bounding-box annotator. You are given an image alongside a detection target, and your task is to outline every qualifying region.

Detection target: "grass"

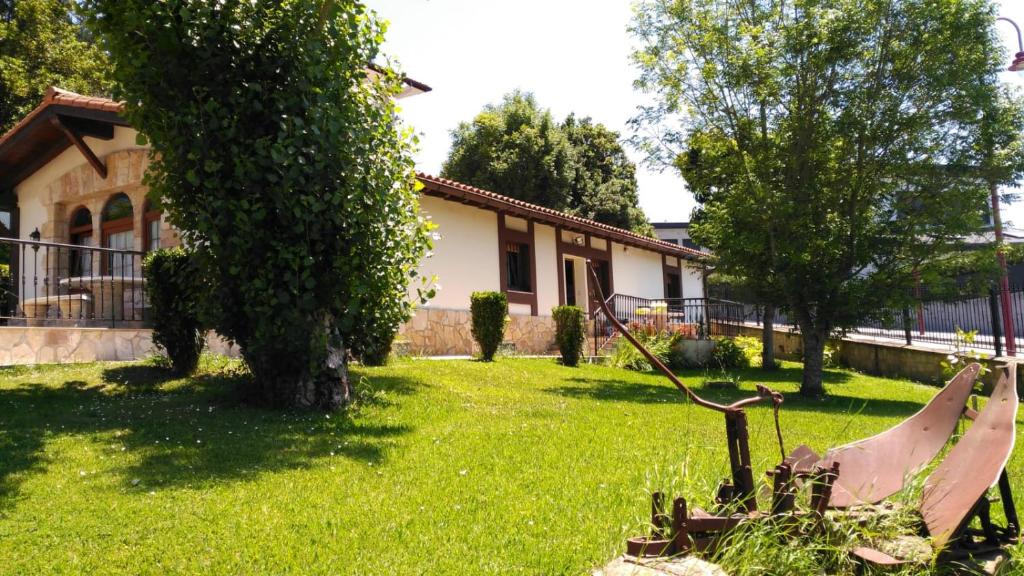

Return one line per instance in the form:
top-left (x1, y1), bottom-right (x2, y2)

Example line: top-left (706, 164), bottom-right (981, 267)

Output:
top-left (0, 356), bottom-right (1020, 575)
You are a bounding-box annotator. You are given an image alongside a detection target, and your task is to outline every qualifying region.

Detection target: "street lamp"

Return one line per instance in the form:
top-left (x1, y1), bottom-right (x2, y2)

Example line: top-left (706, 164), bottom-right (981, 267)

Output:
top-left (997, 17), bottom-right (1024, 72)
top-left (990, 17), bottom-right (1024, 356)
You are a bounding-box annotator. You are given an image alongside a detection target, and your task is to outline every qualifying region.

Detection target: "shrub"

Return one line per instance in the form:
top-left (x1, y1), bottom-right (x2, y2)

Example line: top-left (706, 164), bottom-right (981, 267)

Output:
top-left (352, 327), bottom-right (397, 367)
top-left (471, 291), bottom-right (508, 361)
top-left (552, 305), bottom-right (586, 367)
top-left (711, 337), bottom-right (750, 370)
top-left (143, 248), bottom-right (204, 375)
top-left (609, 326), bottom-right (678, 371)
top-left (734, 336), bottom-right (763, 367)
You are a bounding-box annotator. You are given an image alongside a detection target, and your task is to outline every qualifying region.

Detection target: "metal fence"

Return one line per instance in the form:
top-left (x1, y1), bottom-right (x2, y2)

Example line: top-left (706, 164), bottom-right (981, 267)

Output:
top-left (731, 283), bottom-right (1024, 356)
top-left (592, 294), bottom-right (746, 355)
top-left (0, 237), bottom-right (148, 328)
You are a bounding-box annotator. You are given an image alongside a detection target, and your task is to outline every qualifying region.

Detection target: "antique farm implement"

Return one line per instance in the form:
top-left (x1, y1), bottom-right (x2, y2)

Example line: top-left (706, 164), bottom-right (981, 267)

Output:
top-left (585, 261), bottom-right (1020, 565)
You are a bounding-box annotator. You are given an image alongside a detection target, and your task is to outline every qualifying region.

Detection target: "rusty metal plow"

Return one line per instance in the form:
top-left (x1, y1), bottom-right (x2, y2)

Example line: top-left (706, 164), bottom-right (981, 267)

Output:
top-left (585, 260), bottom-right (1020, 567)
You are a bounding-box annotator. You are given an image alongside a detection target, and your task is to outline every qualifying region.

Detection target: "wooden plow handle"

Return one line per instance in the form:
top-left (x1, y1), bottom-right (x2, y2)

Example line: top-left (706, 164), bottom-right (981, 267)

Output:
top-left (585, 260), bottom-right (781, 415)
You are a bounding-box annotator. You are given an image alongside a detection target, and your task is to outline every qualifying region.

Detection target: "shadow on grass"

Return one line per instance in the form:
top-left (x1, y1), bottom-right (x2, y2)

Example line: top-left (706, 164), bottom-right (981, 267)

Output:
top-left (0, 366), bottom-right (422, 509)
top-left (546, 365), bottom-right (926, 419)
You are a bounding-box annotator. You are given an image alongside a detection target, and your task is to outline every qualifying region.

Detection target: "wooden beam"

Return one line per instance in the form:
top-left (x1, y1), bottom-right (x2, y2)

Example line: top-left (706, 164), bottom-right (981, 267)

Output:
top-left (51, 116), bottom-right (107, 179)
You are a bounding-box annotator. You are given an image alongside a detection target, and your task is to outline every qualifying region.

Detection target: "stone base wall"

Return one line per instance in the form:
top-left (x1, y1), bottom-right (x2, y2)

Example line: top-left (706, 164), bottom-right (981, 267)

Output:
top-left (397, 307), bottom-right (557, 356)
top-left (0, 327), bottom-right (154, 365)
top-left (724, 323), bottom-right (1020, 390)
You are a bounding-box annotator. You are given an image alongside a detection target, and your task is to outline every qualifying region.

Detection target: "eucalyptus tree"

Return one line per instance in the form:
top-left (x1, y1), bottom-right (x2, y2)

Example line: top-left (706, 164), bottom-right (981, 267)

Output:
top-left (87, 0), bottom-right (431, 409)
top-left (632, 0), bottom-right (1024, 395)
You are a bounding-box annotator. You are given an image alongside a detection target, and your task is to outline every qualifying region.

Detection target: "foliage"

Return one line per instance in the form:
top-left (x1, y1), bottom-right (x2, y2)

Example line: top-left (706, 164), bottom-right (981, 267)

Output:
top-left (562, 114), bottom-right (653, 236)
top-left (441, 91), bottom-right (652, 234)
top-left (822, 342), bottom-right (839, 369)
top-left (442, 90), bottom-right (573, 210)
top-left (143, 248), bottom-right (205, 375)
top-left (608, 323), bottom-right (681, 371)
top-left (470, 291), bottom-right (508, 361)
top-left (0, 0), bottom-right (112, 131)
top-left (552, 305), bottom-right (586, 367)
top-left (86, 0), bottom-right (432, 409)
top-left (940, 328), bottom-right (992, 381)
top-left (733, 336), bottom-right (763, 368)
top-left (351, 326), bottom-right (396, 367)
top-left (711, 337), bottom-right (750, 370)
top-left (631, 0), bottom-right (1024, 397)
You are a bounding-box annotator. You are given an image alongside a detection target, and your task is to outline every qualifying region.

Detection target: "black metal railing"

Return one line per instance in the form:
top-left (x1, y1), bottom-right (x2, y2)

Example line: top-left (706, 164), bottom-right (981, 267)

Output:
top-left (0, 237), bottom-right (147, 328)
top-left (592, 294), bottom-right (746, 355)
top-left (726, 282), bottom-right (1024, 357)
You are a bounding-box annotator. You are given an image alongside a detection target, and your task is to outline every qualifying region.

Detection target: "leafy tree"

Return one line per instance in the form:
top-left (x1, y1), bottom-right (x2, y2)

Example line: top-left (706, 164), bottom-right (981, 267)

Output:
top-left (86, 0), bottom-right (431, 410)
top-left (632, 0), bottom-right (1024, 396)
top-left (563, 114), bottom-right (653, 236)
top-left (0, 0), bottom-right (111, 131)
top-left (443, 90), bottom-right (573, 210)
top-left (442, 92), bottom-right (653, 235)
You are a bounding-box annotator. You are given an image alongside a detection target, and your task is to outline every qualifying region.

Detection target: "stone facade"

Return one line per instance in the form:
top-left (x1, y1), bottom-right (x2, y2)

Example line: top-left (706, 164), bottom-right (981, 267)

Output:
top-left (0, 326), bottom-right (154, 365)
top-left (397, 307), bottom-right (557, 356)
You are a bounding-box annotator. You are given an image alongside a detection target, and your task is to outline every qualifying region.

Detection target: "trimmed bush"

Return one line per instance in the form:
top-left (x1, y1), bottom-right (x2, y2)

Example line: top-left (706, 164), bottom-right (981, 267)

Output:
top-left (711, 336), bottom-right (750, 370)
top-left (143, 248), bottom-right (204, 375)
top-left (352, 327), bottom-right (397, 367)
top-left (470, 291), bottom-right (508, 361)
top-left (552, 305), bottom-right (586, 367)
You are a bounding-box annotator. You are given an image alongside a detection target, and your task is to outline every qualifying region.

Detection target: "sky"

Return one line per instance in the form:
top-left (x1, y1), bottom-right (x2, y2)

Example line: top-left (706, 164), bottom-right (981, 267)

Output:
top-left (366, 0), bottom-right (1024, 227)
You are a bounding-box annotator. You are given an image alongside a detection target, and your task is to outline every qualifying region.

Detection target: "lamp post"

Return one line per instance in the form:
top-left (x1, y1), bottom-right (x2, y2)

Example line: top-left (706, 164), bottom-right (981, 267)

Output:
top-left (991, 17), bottom-right (1023, 356)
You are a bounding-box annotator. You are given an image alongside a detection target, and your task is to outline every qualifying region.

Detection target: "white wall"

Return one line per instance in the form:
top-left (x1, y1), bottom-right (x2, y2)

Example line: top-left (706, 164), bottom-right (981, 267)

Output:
top-left (416, 195), bottom-right (500, 310)
top-left (610, 242), bottom-right (664, 299)
top-left (681, 264), bottom-right (704, 299)
top-left (534, 223), bottom-right (558, 316)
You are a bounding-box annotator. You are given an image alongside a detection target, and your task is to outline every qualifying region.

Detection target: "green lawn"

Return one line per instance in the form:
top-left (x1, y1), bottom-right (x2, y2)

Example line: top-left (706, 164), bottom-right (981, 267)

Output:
top-left (0, 356), bottom-right (1020, 575)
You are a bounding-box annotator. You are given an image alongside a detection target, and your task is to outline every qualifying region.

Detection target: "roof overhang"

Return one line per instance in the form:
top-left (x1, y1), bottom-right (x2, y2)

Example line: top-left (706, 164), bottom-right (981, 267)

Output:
top-left (417, 174), bottom-right (706, 262)
top-left (0, 88), bottom-right (128, 191)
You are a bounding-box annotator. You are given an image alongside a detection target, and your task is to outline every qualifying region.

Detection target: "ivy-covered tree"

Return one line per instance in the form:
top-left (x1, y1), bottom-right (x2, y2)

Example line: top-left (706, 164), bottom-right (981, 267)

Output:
top-left (563, 114), bottom-right (653, 236)
top-left (86, 0), bottom-right (431, 409)
top-left (442, 92), bottom-right (653, 235)
top-left (0, 0), bottom-right (112, 131)
top-left (632, 0), bottom-right (1024, 396)
top-left (442, 90), bottom-right (574, 210)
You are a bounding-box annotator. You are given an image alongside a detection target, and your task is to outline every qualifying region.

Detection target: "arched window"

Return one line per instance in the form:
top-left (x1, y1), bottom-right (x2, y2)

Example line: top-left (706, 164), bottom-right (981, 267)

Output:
top-left (69, 206), bottom-right (93, 277)
top-left (143, 198), bottom-right (162, 252)
top-left (102, 193), bottom-right (134, 274)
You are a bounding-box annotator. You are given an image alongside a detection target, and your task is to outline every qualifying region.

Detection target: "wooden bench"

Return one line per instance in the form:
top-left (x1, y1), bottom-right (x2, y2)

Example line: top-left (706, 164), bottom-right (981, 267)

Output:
top-left (20, 293), bottom-right (93, 323)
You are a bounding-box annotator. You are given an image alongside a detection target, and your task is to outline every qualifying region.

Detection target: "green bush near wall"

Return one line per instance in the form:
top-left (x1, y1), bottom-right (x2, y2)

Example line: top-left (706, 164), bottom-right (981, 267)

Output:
top-left (470, 291), bottom-right (508, 361)
top-left (552, 305), bottom-right (586, 367)
top-left (143, 248), bottom-right (205, 375)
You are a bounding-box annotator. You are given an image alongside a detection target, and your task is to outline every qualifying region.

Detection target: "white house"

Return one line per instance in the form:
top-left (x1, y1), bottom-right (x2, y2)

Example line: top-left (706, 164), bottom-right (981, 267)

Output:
top-left (0, 87), bottom-right (705, 362)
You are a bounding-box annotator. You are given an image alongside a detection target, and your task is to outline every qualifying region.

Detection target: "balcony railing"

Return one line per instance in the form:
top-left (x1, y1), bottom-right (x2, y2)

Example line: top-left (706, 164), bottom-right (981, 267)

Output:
top-left (0, 237), bottom-right (148, 328)
top-left (591, 293), bottom-right (748, 356)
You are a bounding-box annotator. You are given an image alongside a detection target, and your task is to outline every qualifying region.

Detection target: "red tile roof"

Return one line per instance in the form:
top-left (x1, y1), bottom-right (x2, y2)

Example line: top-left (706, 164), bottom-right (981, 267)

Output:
top-left (0, 87), bottom-right (124, 150)
top-left (417, 173), bottom-right (705, 261)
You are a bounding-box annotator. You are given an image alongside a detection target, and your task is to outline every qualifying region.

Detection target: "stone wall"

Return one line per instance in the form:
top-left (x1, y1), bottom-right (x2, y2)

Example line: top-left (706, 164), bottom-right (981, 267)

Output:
top-left (0, 327), bottom-right (154, 365)
top-left (724, 323), bottom-right (1019, 390)
top-left (397, 307), bottom-right (557, 356)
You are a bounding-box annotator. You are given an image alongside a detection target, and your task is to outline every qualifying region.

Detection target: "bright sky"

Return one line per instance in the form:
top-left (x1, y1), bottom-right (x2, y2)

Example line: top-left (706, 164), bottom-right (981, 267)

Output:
top-left (367, 0), bottom-right (1024, 227)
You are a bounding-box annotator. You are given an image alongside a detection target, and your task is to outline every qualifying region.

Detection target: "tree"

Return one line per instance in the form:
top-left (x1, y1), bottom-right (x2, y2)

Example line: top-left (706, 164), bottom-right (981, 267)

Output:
top-left (0, 0), bottom-right (111, 131)
top-left (632, 0), bottom-right (1024, 396)
top-left (443, 90), bottom-right (573, 210)
top-left (442, 92), bottom-right (653, 235)
top-left (86, 0), bottom-right (431, 410)
top-left (563, 114), bottom-right (653, 236)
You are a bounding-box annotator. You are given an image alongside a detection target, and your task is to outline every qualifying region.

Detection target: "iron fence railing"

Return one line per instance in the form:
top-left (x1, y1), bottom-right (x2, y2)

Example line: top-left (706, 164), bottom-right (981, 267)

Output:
top-left (731, 283), bottom-right (1024, 356)
top-left (592, 294), bottom-right (746, 355)
top-left (0, 237), bottom-right (148, 328)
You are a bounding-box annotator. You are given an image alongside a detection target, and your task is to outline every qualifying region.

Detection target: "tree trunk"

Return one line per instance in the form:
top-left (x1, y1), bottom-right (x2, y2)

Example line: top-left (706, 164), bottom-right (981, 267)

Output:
top-left (800, 326), bottom-right (827, 397)
top-left (246, 312), bottom-right (350, 410)
top-left (761, 304), bottom-right (777, 370)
